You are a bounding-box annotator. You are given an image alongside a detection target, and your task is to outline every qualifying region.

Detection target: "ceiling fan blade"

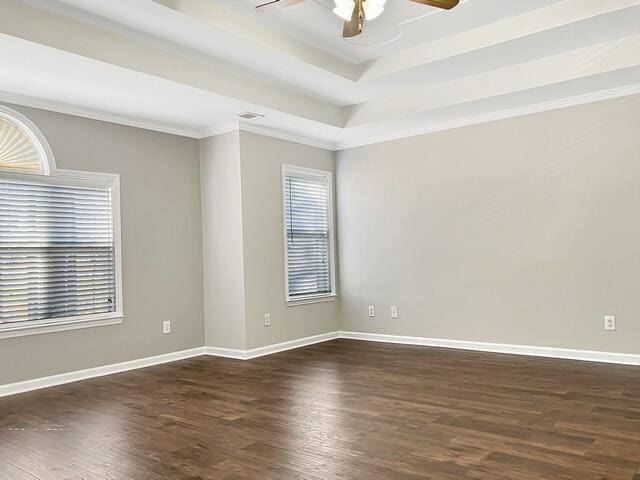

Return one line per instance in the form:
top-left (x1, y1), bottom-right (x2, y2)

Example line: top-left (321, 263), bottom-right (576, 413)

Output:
top-left (255, 0), bottom-right (304, 11)
top-left (342, 0), bottom-right (363, 38)
top-left (408, 0), bottom-right (459, 9)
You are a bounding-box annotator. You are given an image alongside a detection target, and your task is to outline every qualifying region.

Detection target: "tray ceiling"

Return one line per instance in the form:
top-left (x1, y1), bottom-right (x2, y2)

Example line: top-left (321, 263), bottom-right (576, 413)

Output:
top-left (1, 0), bottom-right (639, 149)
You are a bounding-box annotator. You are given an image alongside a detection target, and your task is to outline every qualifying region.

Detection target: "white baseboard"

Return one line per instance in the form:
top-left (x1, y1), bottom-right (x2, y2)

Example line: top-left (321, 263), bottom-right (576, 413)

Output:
top-left (203, 346), bottom-right (248, 360)
top-left (0, 346), bottom-right (206, 398)
top-left (339, 331), bottom-right (640, 366)
top-left (246, 331), bottom-right (340, 359)
top-left (3, 330), bottom-right (637, 398)
top-left (0, 332), bottom-right (341, 398)
top-left (205, 331), bottom-right (340, 360)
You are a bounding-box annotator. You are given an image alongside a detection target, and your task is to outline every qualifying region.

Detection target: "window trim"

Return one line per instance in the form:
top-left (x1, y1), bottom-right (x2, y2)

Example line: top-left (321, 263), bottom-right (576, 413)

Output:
top-left (0, 168), bottom-right (124, 339)
top-left (281, 164), bottom-right (337, 306)
top-left (0, 105), bottom-right (57, 174)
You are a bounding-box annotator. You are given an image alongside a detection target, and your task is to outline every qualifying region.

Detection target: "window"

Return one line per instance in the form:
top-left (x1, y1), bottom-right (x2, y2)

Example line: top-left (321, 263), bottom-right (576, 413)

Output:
top-left (0, 109), bottom-right (53, 175)
top-left (282, 164), bottom-right (336, 304)
top-left (0, 106), bottom-right (122, 338)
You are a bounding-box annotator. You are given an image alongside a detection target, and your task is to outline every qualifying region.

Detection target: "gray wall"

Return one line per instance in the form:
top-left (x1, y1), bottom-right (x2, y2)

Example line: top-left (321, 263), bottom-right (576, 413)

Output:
top-left (0, 104), bottom-right (204, 385)
top-left (198, 131), bottom-right (340, 351)
top-left (200, 131), bottom-right (247, 350)
top-left (239, 132), bottom-right (340, 349)
top-left (336, 95), bottom-right (640, 355)
top-left (3, 93), bottom-right (639, 387)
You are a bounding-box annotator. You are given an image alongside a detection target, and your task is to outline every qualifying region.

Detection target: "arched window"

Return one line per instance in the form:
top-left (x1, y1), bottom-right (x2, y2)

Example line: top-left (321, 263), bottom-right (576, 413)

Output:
top-left (0, 106), bottom-right (122, 338)
top-left (0, 106), bottom-right (56, 175)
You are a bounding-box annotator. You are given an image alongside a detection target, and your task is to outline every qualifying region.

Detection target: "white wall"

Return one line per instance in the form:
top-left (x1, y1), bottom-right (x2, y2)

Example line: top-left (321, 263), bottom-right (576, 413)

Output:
top-left (336, 95), bottom-right (640, 355)
top-left (200, 131), bottom-right (247, 350)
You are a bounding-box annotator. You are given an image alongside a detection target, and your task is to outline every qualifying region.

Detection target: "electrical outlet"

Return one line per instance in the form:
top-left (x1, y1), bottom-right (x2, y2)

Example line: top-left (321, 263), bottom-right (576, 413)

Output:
top-left (604, 315), bottom-right (616, 331)
top-left (163, 321), bottom-right (171, 334)
top-left (264, 313), bottom-right (271, 327)
top-left (368, 305), bottom-right (375, 317)
top-left (391, 306), bottom-right (398, 318)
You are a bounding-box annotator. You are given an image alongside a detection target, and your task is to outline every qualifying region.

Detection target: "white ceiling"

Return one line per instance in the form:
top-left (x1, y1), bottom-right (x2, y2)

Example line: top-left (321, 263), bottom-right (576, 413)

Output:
top-left (213, 0), bottom-right (556, 63)
top-left (1, 0), bottom-right (639, 149)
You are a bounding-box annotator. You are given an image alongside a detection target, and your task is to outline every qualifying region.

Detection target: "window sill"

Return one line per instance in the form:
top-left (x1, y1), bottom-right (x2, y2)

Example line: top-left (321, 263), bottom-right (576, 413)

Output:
top-left (0, 314), bottom-right (124, 340)
top-left (286, 294), bottom-right (337, 307)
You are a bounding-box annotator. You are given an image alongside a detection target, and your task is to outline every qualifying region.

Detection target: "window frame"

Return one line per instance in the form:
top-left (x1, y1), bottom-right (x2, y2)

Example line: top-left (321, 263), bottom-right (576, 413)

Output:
top-left (0, 168), bottom-right (123, 339)
top-left (281, 164), bottom-right (337, 306)
top-left (0, 105), bottom-right (56, 175)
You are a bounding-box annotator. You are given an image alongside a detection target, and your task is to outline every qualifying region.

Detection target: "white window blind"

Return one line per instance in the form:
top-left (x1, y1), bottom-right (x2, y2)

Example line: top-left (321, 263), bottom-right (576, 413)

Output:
top-left (283, 166), bottom-right (335, 300)
top-left (0, 178), bottom-right (116, 326)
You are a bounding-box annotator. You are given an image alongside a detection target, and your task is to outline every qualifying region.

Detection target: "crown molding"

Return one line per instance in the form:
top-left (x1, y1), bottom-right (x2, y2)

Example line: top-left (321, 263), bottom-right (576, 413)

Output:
top-left (0, 91), bottom-right (335, 150)
top-left (334, 83), bottom-right (640, 150)
top-left (0, 91), bottom-right (201, 138)
top-left (3, 84), bottom-right (639, 153)
top-left (197, 121), bottom-right (338, 151)
top-left (239, 122), bottom-right (337, 151)
top-left (197, 84), bottom-right (640, 151)
top-left (197, 121), bottom-right (239, 138)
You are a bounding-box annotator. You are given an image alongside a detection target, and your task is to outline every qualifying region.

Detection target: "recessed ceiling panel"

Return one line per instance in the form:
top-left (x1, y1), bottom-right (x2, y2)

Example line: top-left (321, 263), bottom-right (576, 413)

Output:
top-left (219, 0), bottom-right (568, 62)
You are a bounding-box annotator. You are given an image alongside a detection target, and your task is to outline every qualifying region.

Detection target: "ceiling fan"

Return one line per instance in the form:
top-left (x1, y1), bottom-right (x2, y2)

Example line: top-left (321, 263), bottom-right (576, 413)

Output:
top-left (255, 0), bottom-right (459, 38)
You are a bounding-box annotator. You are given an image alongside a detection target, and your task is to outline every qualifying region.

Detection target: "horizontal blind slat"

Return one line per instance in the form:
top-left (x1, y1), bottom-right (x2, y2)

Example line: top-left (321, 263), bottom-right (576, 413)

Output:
top-left (0, 179), bottom-right (116, 324)
top-left (284, 173), bottom-right (332, 297)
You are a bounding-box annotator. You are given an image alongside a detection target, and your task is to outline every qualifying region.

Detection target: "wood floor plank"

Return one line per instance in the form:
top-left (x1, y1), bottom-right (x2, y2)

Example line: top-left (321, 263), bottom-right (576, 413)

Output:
top-left (1, 339), bottom-right (639, 479)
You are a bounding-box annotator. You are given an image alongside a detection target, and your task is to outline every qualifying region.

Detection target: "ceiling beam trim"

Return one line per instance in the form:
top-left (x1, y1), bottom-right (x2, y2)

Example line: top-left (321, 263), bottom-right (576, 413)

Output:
top-left (361, 0), bottom-right (640, 80)
top-left (1, 0), bottom-right (345, 127)
top-left (347, 35), bottom-right (640, 126)
top-left (153, 0), bottom-right (360, 80)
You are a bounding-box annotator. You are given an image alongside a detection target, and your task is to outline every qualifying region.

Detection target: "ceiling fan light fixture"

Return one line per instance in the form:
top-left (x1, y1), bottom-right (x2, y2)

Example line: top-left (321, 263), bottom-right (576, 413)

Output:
top-left (362, 0), bottom-right (386, 20)
top-left (333, 0), bottom-right (458, 38)
top-left (333, 0), bottom-right (355, 21)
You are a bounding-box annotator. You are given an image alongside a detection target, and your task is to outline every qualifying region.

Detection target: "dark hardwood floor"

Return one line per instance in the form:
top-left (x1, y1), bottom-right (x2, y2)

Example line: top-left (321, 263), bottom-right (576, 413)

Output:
top-left (1, 339), bottom-right (640, 479)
